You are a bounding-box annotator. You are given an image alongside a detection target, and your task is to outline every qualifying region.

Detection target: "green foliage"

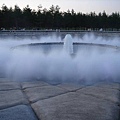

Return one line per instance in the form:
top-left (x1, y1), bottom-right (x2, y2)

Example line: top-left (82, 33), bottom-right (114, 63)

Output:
top-left (0, 4), bottom-right (120, 30)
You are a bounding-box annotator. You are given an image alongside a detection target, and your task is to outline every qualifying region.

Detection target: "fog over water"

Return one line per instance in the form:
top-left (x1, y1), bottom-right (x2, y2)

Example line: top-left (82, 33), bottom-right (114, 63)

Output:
top-left (0, 33), bottom-right (120, 84)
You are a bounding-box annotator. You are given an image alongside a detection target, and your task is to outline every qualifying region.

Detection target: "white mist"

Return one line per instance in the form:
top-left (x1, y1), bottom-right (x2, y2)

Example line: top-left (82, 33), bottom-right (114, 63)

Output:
top-left (0, 33), bottom-right (120, 84)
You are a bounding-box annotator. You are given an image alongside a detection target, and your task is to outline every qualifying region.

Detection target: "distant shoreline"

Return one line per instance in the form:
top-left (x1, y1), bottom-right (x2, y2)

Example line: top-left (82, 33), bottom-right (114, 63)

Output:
top-left (1, 30), bottom-right (120, 33)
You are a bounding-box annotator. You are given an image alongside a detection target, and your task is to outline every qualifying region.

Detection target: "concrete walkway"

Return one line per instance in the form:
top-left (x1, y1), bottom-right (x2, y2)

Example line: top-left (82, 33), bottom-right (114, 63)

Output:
top-left (0, 78), bottom-right (120, 120)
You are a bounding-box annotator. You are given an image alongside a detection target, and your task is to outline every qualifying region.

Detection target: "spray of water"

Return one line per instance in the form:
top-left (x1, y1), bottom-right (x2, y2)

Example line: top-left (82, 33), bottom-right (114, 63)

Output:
top-left (64, 34), bottom-right (73, 54)
top-left (0, 33), bottom-right (120, 84)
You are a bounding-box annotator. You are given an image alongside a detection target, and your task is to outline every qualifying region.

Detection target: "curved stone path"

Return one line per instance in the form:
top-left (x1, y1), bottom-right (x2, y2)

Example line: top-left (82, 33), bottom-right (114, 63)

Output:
top-left (0, 78), bottom-right (120, 120)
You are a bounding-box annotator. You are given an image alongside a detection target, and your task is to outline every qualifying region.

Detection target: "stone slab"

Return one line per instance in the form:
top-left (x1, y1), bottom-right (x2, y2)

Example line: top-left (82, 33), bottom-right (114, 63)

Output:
top-left (78, 85), bottom-right (120, 104)
top-left (24, 85), bottom-right (68, 103)
top-left (0, 90), bottom-right (29, 110)
top-left (32, 91), bottom-right (119, 120)
top-left (57, 83), bottom-right (84, 91)
top-left (94, 82), bottom-right (120, 90)
top-left (21, 81), bottom-right (49, 89)
top-left (0, 105), bottom-right (38, 120)
top-left (0, 82), bottom-right (21, 91)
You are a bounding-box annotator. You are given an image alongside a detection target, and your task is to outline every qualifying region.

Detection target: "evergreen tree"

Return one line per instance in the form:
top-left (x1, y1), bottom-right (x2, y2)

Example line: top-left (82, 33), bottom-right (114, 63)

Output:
top-left (0, 4), bottom-right (120, 30)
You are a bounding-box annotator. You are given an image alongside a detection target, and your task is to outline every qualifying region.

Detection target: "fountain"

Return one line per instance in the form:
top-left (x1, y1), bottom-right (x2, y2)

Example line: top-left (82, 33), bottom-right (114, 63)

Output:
top-left (12, 34), bottom-right (120, 55)
top-left (0, 33), bottom-right (120, 84)
top-left (63, 34), bottom-right (73, 54)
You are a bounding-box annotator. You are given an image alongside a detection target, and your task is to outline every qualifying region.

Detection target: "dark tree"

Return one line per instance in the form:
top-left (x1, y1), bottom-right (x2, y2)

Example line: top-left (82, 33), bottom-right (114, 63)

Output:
top-left (0, 4), bottom-right (120, 30)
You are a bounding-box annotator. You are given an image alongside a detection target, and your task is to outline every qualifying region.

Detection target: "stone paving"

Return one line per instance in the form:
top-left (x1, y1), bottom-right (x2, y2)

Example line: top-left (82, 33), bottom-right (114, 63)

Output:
top-left (0, 78), bottom-right (120, 120)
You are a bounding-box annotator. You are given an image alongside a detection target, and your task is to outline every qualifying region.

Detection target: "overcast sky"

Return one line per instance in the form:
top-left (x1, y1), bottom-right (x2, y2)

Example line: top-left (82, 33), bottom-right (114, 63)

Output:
top-left (0, 0), bottom-right (120, 14)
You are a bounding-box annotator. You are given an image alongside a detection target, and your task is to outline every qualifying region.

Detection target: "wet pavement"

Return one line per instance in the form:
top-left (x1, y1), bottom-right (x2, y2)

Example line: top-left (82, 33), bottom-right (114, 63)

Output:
top-left (0, 78), bottom-right (120, 120)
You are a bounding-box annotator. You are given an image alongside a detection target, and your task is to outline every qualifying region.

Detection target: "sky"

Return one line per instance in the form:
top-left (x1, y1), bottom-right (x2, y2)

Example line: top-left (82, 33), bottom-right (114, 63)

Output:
top-left (0, 0), bottom-right (120, 14)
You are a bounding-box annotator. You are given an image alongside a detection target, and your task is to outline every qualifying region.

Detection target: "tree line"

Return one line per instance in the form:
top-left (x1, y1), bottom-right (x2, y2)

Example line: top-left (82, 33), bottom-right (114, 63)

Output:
top-left (0, 4), bottom-right (120, 30)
